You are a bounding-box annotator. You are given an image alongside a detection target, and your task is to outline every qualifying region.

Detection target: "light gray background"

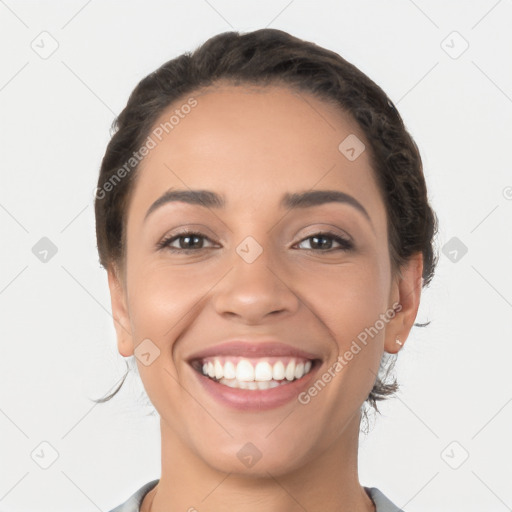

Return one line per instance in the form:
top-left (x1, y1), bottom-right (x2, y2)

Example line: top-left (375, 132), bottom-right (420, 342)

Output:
top-left (1, 1), bottom-right (511, 511)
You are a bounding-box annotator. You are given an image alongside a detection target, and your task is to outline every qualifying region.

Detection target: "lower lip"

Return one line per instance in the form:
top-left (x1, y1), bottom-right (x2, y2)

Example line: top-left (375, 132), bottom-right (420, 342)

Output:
top-left (191, 362), bottom-right (320, 411)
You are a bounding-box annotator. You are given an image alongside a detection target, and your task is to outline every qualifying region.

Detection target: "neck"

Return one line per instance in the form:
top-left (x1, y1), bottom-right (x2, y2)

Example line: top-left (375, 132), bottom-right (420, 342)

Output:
top-left (145, 410), bottom-right (375, 512)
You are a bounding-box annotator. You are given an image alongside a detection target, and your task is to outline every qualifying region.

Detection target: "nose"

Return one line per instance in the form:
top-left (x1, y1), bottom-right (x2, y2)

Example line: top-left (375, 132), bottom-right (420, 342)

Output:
top-left (212, 249), bottom-right (300, 325)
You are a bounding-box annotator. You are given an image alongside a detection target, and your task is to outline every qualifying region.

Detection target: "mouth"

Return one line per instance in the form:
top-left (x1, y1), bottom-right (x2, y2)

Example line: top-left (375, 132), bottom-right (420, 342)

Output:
top-left (190, 355), bottom-right (319, 390)
top-left (186, 340), bottom-right (322, 410)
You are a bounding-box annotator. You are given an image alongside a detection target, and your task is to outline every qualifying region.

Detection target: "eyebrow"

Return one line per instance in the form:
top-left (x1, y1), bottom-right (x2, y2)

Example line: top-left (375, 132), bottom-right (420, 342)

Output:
top-left (144, 188), bottom-right (372, 225)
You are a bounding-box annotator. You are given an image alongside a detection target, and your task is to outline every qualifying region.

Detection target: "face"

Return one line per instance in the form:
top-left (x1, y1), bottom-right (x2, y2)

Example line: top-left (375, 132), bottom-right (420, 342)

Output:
top-left (108, 84), bottom-right (422, 476)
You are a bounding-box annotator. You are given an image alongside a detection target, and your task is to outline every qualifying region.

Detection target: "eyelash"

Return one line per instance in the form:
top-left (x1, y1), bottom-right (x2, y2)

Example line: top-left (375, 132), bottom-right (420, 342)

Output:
top-left (156, 230), bottom-right (354, 253)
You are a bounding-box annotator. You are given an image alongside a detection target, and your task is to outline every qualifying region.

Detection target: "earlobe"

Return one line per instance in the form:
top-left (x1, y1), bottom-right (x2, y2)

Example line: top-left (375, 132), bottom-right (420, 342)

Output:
top-left (107, 265), bottom-right (135, 357)
top-left (384, 252), bottom-right (424, 354)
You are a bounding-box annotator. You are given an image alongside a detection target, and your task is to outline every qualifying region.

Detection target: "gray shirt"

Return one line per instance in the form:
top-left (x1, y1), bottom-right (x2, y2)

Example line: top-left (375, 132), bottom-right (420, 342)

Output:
top-left (108, 480), bottom-right (405, 511)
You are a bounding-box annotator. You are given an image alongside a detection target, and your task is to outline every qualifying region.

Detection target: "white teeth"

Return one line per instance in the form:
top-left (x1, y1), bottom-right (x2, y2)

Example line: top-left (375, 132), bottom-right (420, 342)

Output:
top-left (236, 360), bottom-right (254, 382)
top-left (285, 360), bottom-right (296, 381)
top-left (254, 361), bottom-right (273, 381)
top-left (214, 359), bottom-right (223, 379)
top-left (223, 361), bottom-right (236, 379)
top-left (217, 377), bottom-right (283, 390)
top-left (199, 356), bottom-right (315, 388)
top-left (272, 361), bottom-right (285, 380)
top-left (294, 362), bottom-right (304, 379)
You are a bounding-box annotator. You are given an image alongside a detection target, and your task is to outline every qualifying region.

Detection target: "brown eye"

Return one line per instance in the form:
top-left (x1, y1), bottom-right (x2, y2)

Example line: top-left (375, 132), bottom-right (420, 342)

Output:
top-left (157, 232), bottom-right (216, 252)
top-left (296, 232), bottom-right (353, 251)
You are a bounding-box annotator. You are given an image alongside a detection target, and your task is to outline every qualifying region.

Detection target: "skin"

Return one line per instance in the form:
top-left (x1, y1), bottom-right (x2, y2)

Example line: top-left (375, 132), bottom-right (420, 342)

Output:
top-left (107, 84), bottom-right (423, 512)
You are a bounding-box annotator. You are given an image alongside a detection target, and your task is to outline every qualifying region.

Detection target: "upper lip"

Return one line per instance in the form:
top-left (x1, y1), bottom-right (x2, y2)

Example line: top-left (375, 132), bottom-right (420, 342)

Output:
top-left (187, 340), bottom-right (321, 362)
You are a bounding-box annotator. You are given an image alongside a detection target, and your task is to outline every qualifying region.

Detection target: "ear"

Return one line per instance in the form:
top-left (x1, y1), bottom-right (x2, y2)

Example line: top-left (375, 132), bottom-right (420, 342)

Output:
top-left (107, 264), bottom-right (135, 357)
top-left (384, 252), bottom-right (424, 354)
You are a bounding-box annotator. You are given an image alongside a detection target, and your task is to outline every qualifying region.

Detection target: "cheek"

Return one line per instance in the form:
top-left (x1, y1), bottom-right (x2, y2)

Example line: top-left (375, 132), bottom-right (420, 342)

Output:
top-left (299, 260), bottom-right (391, 407)
top-left (288, 260), bottom-right (391, 428)
top-left (125, 263), bottom-right (202, 416)
top-left (301, 260), bottom-right (390, 346)
top-left (127, 264), bottom-right (201, 341)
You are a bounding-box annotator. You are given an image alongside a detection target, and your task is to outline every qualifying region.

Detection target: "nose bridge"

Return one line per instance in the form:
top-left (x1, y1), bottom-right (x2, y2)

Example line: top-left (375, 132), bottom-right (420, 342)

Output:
top-left (212, 237), bottom-right (298, 323)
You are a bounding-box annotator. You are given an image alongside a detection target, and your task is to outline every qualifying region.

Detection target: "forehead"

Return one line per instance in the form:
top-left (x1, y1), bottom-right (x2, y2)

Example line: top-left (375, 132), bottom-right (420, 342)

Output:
top-left (128, 84), bottom-right (384, 220)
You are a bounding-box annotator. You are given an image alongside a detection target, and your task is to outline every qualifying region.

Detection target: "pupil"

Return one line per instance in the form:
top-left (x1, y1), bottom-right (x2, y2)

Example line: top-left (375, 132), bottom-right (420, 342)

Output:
top-left (312, 236), bottom-right (331, 249)
top-left (182, 235), bottom-right (201, 249)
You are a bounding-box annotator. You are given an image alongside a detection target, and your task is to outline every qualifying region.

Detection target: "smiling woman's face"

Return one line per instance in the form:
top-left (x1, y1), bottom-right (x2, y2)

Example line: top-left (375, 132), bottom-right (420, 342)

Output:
top-left (108, 84), bottom-right (422, 477)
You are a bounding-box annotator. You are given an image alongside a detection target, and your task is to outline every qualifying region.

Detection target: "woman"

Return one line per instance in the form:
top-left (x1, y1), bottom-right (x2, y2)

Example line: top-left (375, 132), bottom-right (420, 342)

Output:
top-left (95, 28), bottom-right (437, 512)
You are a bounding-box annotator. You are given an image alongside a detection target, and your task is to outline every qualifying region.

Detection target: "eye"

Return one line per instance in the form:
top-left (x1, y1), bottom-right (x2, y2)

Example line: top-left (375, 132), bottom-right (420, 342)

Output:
top-left (156, 230), bottom-right (353, 253)
top-left (295, 232), bottom-right (354, 252)
top-left (157, 231), bottom-right (217, 252)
